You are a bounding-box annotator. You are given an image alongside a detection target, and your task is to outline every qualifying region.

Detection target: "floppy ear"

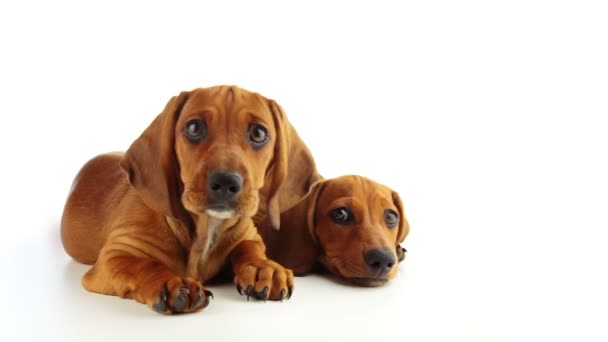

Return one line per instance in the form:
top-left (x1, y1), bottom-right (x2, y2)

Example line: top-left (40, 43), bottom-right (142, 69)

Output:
top-left (271, 178), bottom-right (327, 275)
top-left (264, 100), bottom-right (289, 230)
top-left (392, 191), bottom-right (410, 245)
top-left (264, 100), bottom-right (321, 230)
top-left (119, 92), bottom-right (189, 219)
top-left (396, 245), bottom-right (407, 262)
top-left (305, 180), bottom-right (328, 242)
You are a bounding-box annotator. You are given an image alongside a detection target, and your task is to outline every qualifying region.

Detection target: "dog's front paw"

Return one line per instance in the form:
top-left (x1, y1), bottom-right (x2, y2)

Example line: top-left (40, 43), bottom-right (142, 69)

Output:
top-left (147, 276), bottom-right (212, 314)
top-left (233, 259), bottom-right (294, 301)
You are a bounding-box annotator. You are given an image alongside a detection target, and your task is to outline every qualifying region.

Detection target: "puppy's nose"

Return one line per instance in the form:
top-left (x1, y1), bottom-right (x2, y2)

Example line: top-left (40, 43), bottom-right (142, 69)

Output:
top-left (364, 248), bottom-right (396, 276)
top-left (207, 171), bottom-right (243, 202)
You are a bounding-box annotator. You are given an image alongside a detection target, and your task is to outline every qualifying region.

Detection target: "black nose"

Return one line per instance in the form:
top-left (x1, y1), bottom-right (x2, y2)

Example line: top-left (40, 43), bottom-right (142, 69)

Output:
top-left (207, 171), bottom-right (243, 203)
top-left (364, 248), bottom-right (396, 276)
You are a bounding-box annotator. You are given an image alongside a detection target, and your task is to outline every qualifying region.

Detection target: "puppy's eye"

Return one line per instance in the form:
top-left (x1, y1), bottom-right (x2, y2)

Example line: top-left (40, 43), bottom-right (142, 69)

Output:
top-left (384, 209), bottom-right (399, 228)
top-left (329, 207), bottom-right (354, 225)
top-left (183, 119), bottom-right (206, 143)
top-left (248, 124), bottom-right (269, 148)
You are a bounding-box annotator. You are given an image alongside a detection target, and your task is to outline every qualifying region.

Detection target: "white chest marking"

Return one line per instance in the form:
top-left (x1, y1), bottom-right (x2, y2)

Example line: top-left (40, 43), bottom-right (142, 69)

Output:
top-left (201, 217), bottom-right (223, 262)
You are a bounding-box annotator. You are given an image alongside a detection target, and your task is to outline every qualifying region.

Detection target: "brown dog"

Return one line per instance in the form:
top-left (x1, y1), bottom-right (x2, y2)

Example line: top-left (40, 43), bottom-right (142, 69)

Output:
top-left (257, 175), bottom-right (409, 287)
top-left (61, 86), bottom-right (319, 314)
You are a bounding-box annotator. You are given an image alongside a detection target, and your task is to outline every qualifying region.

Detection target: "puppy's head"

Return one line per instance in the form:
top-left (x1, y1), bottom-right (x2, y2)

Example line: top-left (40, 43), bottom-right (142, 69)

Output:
top-left (120, 86), bottom-right (290, 231)
top-left (307, 176), bottom-right (409, 286)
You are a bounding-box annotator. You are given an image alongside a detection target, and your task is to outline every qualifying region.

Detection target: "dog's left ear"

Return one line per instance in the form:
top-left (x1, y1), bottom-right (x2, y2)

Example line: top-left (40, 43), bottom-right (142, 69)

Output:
top-left (392, 191), bottom-right (410, 245)
top-left (264, 99), bottom-right (321, 230)
top-left (396, 245), bottom-right (407, 262)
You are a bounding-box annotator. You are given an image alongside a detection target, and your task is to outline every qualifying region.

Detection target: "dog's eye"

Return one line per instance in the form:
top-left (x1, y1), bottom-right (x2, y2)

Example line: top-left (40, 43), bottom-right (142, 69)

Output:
top-left (248, 124), bottom-right (269, 148)
top-left (329, 207), bottom-right (354, 225)
top-left (384, 209), bottom-right (399, 228)
top-left (183, 119), bottom-right (206, 143)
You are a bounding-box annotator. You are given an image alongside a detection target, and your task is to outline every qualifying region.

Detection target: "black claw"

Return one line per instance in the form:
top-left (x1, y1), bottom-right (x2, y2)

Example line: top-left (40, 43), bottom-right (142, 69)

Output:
top-left (280, 289), bottom-right (286, 302)
top-left (245, 285), bottom-right (253, 301)
top-left (288, 286), bottom-right (293, 299)
top-left (255, 286), bottom-right (269, 301)
top-left (192, 293), bottom-right (205, 309)
top-left (152, 290), bottom-right (169, 313)
top-left (236, 283), bottom-right (243, 295)
top-left (245, 285), bottom-right (254, 296)
top-left (203, 289), bottom-right (214, 299)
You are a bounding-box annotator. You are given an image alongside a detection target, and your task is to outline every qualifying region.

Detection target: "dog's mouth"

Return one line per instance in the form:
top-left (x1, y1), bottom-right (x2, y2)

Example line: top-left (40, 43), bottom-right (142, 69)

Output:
top-left (322, 258), bottom-right (390, 287)
top-left (205, 205), bottom-right (236, 219)
top-left (343, 276), bottom-right (389, 287)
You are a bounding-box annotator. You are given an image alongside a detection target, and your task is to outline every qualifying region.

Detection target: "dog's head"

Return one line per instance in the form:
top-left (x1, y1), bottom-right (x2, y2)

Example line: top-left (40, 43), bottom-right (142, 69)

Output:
top-left (120, 86), bottom-right (310, 242)
top-left (305, 175), bottom-right (409, 286)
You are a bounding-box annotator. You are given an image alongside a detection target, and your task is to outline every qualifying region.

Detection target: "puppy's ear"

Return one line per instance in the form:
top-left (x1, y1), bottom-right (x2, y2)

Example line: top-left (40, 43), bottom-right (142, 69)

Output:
top-left (274, 178), bottom-right (326, 275)
top-left (392, 191), bottom-right (410, 245)
top-left (120, 92), bottom-right (190, 219)
top-left (265, 99), bottom-right (321, 230)
top-left (396, 245), bottom-right (407, 262)
top-left (305, 180), bottom-right (327, 242)
top-left (264, 100), bottom-right (289, 229)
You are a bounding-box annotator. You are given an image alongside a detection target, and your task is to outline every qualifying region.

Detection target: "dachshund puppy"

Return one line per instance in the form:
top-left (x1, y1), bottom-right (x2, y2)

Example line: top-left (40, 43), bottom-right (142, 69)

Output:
top-left (257, 175), bottom-right (409, 287)
top-left (61, 86), bottom-right (318, 314)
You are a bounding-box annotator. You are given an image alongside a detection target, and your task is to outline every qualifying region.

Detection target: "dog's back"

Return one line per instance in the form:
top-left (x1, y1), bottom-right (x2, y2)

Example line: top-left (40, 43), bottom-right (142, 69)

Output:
top-left (61, 152), bottom-right (129, 264)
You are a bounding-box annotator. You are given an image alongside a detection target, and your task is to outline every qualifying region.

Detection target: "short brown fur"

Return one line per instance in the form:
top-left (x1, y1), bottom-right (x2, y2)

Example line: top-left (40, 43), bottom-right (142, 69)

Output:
top-left (258, 175), bottom-right (409, 287)
top-left (61, 86), bottom-right (318, 314)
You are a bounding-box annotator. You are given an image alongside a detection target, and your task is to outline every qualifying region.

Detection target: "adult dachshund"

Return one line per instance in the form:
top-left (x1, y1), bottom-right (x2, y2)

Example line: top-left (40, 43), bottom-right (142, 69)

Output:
top-left (61, 86), bottom-right (319, 314)
top-left (257, 175), bottom-right (409, 287)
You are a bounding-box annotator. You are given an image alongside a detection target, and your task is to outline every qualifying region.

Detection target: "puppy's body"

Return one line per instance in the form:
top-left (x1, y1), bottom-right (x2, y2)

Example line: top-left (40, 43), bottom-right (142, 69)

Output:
top-left (61, 86), bottom-right (316, 313)
top-left (257, 175), bottom-right (409, 287)
top-left (63, 153), bottom-right (261, 310)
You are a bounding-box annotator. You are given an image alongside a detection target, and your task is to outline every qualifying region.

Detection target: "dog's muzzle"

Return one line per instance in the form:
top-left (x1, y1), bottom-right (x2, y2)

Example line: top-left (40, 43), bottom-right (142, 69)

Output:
top-left (205, 170), bottom-right (243, 218)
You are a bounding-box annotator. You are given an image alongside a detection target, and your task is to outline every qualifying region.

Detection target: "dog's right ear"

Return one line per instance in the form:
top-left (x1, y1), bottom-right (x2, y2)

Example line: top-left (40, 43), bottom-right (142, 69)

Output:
top-left (305, 179), bottom-right (328, 243)
top-left (275, 178), bottom-right (327, 275)
top-left (120, 92), bottom-right (190, 219)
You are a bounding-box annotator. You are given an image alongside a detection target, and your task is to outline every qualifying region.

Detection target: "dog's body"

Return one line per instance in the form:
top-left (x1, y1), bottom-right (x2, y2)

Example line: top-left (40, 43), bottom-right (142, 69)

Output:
top-left (61, 86), bottom-right (318, 313)
top-left (257, 175), bottom-right (409, 287)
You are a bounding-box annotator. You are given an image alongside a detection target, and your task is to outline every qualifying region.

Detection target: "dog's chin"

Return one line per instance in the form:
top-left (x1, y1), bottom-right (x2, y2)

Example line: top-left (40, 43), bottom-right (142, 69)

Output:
top-left (345, 277), bottom-right (389, 287)
top-left (205, 208), bottom-right (236, 219)
top-left (323, 261), bottom-right (390, 287)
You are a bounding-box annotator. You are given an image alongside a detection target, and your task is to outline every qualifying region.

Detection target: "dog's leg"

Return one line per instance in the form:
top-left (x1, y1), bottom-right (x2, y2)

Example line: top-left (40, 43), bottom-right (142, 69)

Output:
top-left (231, 238), bottom-right (294, 302)
top-left (82, 248), bottom-right (211, 314)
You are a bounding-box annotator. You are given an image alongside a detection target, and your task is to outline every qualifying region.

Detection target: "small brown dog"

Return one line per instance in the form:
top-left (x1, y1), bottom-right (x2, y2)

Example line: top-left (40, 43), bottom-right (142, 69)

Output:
top-left (258, 175), bottom-right (409, 287)
top-left (61, 86), bottom-right (318, 314)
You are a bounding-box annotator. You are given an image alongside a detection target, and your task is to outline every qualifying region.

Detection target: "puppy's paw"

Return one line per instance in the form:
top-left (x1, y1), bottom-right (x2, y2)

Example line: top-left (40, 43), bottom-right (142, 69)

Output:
top-left (233, 259), bottom-right (294, 301)
top-left (147, 276), bottom-right (212, 314)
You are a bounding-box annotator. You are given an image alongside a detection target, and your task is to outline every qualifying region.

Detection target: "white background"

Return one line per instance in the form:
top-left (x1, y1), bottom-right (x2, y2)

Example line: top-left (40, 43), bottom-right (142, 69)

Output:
top-left (2, 1), bottom-right (607, 341)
